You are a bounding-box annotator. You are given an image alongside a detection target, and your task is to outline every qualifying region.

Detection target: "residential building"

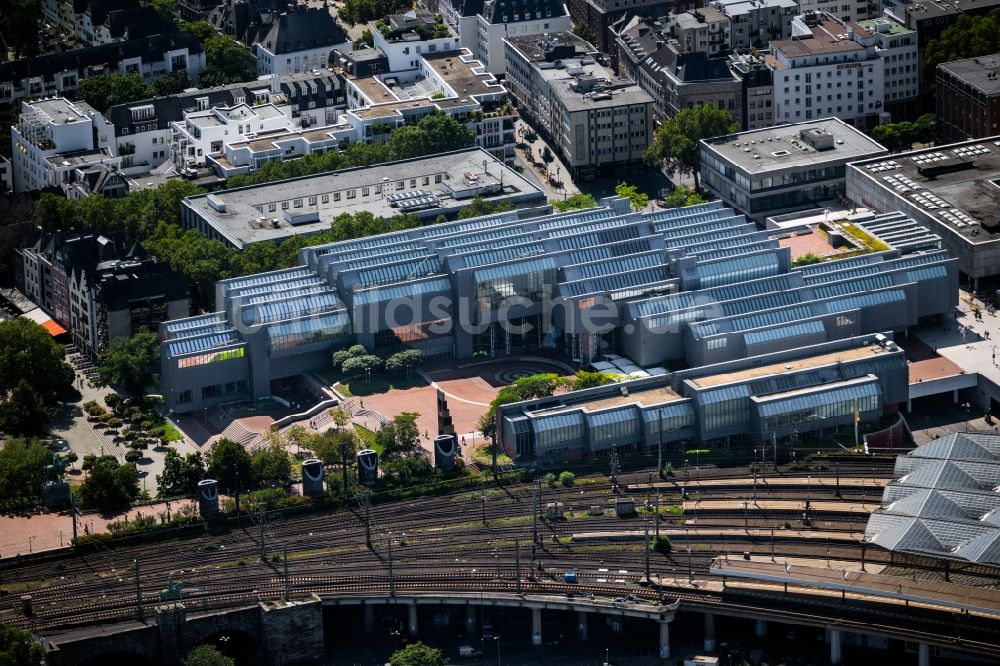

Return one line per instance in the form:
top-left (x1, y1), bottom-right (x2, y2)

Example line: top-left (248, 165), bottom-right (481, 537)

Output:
top-left (700, 117), bottom-right (888, 221)
top-left (767, 12), bottom-right (886, 129)
top-left (710, 0), bottom-right (798, 50)
top-left (369, 11), bottom-right (460, 71)
top-left (566, 0), bottom-right (679, 52)
top-left (41, 0), bottom-right (179, 46)
top-left (0, 32), bottom-right (205, 104)
top-left (66, 164), bottom-right (130, 201)
top-left (9, 97), bottom-right (121, 194)
top-left (169, 101), bottom-right (294, 170)
top-left (95, 73), bottom-right (344, 175)
top-left (730, 51), bottom-right (774, 130)
top-left (160, 196), bottom-right (957, 465)
top-left (796, 0), bottom-right (872, 22)
top-left (439, 0), bottom-right (573, 74)
top-left (846, 137), bottom-right (1000, 288)
top-left (0, 156), bottom-right (11, 193)
top-left (504, 32), bottom-right (654, 180)
top-left (179, 148), bottom-right (544, 249)
top-left (936, 54), bottom-right (1000, 142)
top-left (94, 6), bottom-right (178, 44)
top-left (615, 17), bottom-right (743, 125)
top-left (668, 8), bottom-right (731, 57)
top-left (857, 15), bottom-right (919, 116)
top-left (19, 229), bottom-right (188, 358)
top-left (255, 5), bottom-right (347, 75)
top-left (339, 48), bottom-right (517, 166)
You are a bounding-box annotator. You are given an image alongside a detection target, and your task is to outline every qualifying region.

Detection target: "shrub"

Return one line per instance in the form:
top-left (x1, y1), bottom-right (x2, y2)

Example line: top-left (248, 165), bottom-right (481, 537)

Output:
top-left (544, 472), bottom-right (557, 487)
top-left (651, 535), bottom-right (672, 553)
top-left (558, 471), bottom-right (575, 487)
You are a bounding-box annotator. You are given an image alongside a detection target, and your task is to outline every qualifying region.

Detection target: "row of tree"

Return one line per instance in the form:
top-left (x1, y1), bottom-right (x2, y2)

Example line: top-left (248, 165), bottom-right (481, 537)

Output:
top-left (156, 437), bottom-right (293, 498)
top-left (76, 71), bottom-right (191, 113)
top-left (0, 319), bottom-right (75, 436)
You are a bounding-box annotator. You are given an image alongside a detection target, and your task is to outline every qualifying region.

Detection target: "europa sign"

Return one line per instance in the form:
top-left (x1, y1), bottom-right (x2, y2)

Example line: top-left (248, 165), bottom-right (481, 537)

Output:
top-left (837, 63), bottom-right (864, 70)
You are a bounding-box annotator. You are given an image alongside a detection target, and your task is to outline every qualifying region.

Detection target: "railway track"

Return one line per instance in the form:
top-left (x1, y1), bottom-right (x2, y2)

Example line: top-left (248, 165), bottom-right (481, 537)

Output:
top-left (10, 462), bottom-right (989, 646)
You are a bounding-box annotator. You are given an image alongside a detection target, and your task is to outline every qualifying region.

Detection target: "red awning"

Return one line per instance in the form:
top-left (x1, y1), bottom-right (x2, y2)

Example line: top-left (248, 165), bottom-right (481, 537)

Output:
top-left (41, 319), bottom-right (67, 336)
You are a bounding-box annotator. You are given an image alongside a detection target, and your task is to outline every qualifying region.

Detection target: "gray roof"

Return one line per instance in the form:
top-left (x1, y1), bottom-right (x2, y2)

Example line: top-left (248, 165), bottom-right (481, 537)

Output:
top-left (481, 0), bottom-right (567, 23)
top-left (259, 6), bottom-right (346, 56)
top-left (700, 118), bottom-right (887, 175)
top-left (848, 136), bottom-right (1000, 243)
top-left (183, 148), bottom-right (544, 248)
top-left (938, 53), bottom-right (1000, 96)
top-left (865, 432), bottom-right (1000, 565)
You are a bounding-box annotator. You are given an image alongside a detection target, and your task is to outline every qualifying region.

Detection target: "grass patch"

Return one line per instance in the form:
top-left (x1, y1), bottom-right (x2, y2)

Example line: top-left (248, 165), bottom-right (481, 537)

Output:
top-left (691, 543), bottom-right (712, 552)
top-left (840, 222), bottom-right (890, 252)
top-left (354, 424), bottom-right (380, 453)
top-left (472, 444), bottom-right (512, 467)
top-left (339, 376), bottom-right (427, 397)
top-left (162, 422), bottom-right (182, 442)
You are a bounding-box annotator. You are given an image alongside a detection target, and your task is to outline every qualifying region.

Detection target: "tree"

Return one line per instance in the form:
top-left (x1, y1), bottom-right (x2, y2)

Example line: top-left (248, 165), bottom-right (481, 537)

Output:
top-left (389, 641), bottom-right (448, 666)
top-left (0, 622), bottom-right (44, 666)
top-left (97, 331), bottom-right (160, 401)
top-left (571, 21), bottom-right (597, 45)
top-left (540, 146), bottom-right (555, 170)
top-left (559, 471), bottom-right (575, 487)
top-left (124, 449), bottom-right (143, 464)
top-left (250, 439), bottom-right (292, 487)
top-left (385, 349), bottom-right (423, 380)
top-left (342, 354), bottom-right (383, 379)
top-left (183, 644), bottom-right (235, 666)
top-left (152, 70), bottom-right (193, 96)
top-left (478, 373), bottom-right (563, 442)
top-left (144, 0), bottom-right (179, 19)
top-left (570, 371), bottom-right (615, 391)
top-left (381, 455), bottom-right (435, 487)
top-left (1, 380), bottom-right (49, 436)
top-left (79, 456), bottom-right (140, 509)
top-left (156, 449), bottom-right (206, 497)
top-left (312, 428), bottom-right (357, 467)
top-left (414, 112), bottom-right (474, 153)
top-left (340, 0), bottom-right (411, 25)
top-left (662, 184), bottom-right (708, 209)
top-left (0, 318), bottom-right (74, 402)
top-left (376, 412), bottom-right (422, 461)
top-left (457, 195), bottom-right (514, 220)
top-left (925, 16), bottom-right (1000, 83)
top-left (0, 439), bottom-right (53, 510)
top-left (206, 439), bottom-right (251, 495)
top-left (76, 73), bottom-right (155, 113)
top-left (644, 103), bottom-right (737, 190)
top-left (200, 34), bottom-right (256, 87)
top-left (550, 193), bottom-right (598, 212)
top-left (354, 29), bottom-right (374, 48)
top-left (522, 128), bottom-right (538, 143)
top-left (614, 182), bottom-right (649, 211)
top-left (0, 0), bottom-right (42, 59)
top-left (869, 114), bottom-right (936, 153)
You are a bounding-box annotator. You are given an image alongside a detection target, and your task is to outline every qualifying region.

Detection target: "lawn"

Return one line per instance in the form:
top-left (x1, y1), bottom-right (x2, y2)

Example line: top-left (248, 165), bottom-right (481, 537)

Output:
top-left (162, 422), bottom-right (182, 442)
top-left (354, 424), bottom-right (382, 454)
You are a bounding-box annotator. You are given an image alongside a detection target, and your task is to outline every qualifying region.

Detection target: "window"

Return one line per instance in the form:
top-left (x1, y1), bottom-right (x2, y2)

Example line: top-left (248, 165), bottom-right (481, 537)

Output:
top-left (396, 181), bottom-right (405, 190)
top-left (347, 189), bottom-right (356, 199)
top-left (201, 385), bottom-right (221, 399)
top-left (177, 390), bottom-right (192, 404)
top-left (362, 187), bottom-right (369, 196)
top-left (309, 196), bottom-right (317, 205)
top-left (268, 203), bottom-right (276, 212)
top-left (321, 194), bottom-right (329, 203)
top-left (334, 192), bottom-right (341, 201)
top-left (294, 198), bottom-right (303, 208)
top-left (410, 179), bottom-right (416, 188)
top-left (282, 201), bottom-right (289, 209)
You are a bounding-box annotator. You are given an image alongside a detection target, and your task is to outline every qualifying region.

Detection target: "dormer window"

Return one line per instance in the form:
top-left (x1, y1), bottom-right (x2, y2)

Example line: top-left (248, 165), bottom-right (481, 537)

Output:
top-left (130, 104), bottom-right (154, 121)
top-left (197, 97), bottom-right (208, 111)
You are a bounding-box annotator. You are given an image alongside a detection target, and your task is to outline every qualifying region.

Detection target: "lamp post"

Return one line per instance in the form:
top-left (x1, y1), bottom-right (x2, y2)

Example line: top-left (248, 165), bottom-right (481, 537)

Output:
top-left (495, 635), bottom-right (501, 666)
top-left (219, 635), bottom-right (230, 657)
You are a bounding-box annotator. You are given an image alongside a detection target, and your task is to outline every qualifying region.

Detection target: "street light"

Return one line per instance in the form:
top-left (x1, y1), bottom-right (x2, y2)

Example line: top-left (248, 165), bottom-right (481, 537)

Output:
top-left (218, 635), bottom-right (230, 657)
top-left (494, 635), bottom-right (501, 666)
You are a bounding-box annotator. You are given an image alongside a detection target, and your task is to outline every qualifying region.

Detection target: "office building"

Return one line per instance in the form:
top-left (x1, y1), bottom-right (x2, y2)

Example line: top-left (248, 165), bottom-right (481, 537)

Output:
top-left (179, 148), bottom-right (544, 249)
top-left (857, 16), bottom-right (919, 116)
top-left (846, 137), bottom-right (1000, 287)
top-left (730, 51), bottom-right (775, 130)
top-left (936, 54), bottom-right (1000, 142)
top-left (504, 31), bottom-right (654, 180)
top-left (0, 32), bottom-right (205, 104)
top-left (9, 97), bottom-right (122, 194)
top-left (438, 0), bottom-right (573, 74)
top-left (796, 0), bottom-right (872, 22)
top-left (19, 229), bottom-right (189, 358)
top-left (700, 117), bottom-right (887, 222)
top-left (767, 12), bottom-right (886, 129)
top-left (866, 432), bottom-right (1000, 567)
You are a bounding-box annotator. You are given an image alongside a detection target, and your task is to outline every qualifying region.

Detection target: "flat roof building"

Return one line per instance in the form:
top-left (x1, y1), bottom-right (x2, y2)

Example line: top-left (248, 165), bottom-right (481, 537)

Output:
top-left (180, 148), bottom-right (545, 248)
top-left (846, 137), bottom-right (1000, 286)
top-left (700, 117), bottom-right (888, 222)
top-left (936, 54), bottom-right (1000, 143)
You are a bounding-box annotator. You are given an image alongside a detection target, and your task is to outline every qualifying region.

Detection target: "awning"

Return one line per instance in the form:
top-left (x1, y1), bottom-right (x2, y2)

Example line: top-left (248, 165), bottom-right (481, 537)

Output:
top-left (20, 308), bottom-right (68, 337)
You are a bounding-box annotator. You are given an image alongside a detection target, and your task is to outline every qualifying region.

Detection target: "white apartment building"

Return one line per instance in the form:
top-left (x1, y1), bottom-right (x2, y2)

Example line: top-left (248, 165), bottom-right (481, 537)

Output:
top-left (10, 98), bottom-right (121, 193)
top-left (371, 12), bottom-right (461, 72)
top-left (796, 0), bottom-right (872, 23)
top-left (767, 12), bottom-right (885, 128)
top-left (710, 0), bottom-right (798, 50)
top-left (255, 5), bottom-right (347, 76)
top-left (857, 15), bottom-right (918, 107)
top-left (0, 156), bottom-right (11, 193)
top-left (170, 103), bottom-right (294, 169)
